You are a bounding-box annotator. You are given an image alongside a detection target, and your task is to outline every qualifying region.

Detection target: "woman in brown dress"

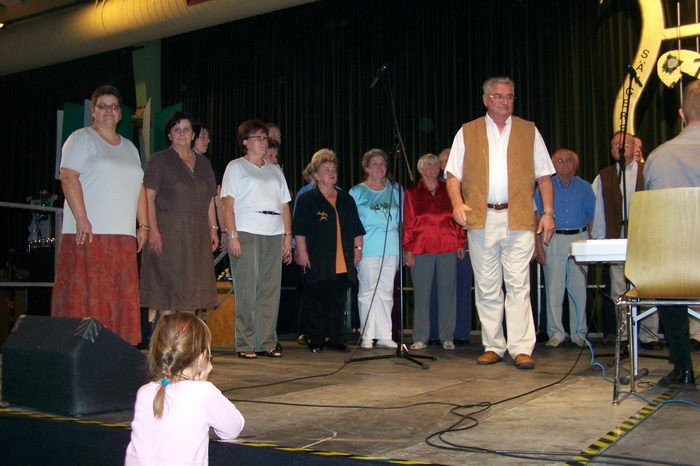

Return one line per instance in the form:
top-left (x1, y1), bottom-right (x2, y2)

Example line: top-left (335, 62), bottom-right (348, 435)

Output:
top-left (140, 111), bottom-right (219, 316)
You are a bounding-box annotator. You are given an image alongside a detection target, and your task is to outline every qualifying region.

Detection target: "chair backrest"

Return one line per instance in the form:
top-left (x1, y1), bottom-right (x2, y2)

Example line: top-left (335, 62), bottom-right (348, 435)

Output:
top-left (625, 187), bottom-right (700, 298)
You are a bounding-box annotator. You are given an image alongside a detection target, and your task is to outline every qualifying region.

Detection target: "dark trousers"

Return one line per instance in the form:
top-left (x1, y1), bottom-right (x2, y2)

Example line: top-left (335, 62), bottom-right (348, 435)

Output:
top-left (303, 274), bottom-right (348, 346)
top-left (659, 306), bottom-right (692, 371)
top-left (430, 250), bottom-right (473, 340)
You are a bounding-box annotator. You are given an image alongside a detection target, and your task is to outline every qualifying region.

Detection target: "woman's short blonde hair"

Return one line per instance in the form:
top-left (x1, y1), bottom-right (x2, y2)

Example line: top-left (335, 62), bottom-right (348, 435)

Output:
top-left (310, 148), bottom-right (337, 173)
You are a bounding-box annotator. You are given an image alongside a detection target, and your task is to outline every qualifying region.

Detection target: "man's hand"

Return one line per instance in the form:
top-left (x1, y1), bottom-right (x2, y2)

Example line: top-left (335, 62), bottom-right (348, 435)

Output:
top-left (446, 175), bottom-right (471, 226)
top-left (452, 202), bottom-right (472, 226)
top-left (537, 215), bottom-right (555, 245)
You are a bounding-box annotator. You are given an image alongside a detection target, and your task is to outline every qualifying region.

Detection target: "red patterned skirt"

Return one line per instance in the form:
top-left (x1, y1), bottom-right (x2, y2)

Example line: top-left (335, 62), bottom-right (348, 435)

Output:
top-left (51, 234), bottom-right (141, 345)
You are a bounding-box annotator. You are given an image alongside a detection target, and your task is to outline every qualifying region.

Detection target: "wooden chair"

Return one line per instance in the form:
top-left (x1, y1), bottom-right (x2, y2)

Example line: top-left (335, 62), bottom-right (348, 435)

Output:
top-left (614, 187), bottom-right (700, 404)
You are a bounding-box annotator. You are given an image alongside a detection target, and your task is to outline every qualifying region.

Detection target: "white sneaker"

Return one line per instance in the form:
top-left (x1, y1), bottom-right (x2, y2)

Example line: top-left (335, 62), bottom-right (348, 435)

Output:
top-left (545, 335), bottom-right (564, 347)
top-left (410, 341), bottom-right (427, 350)
top-left (360, 339), bottom-right (373, 350)
top-left (442, 341), bottom-right (455, 350)
top-left (375, 339), bottom-right (398, 349)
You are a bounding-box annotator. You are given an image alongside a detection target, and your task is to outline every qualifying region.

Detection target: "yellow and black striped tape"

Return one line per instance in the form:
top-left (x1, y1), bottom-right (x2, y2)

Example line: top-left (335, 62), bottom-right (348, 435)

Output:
top-left (566, 390), bottom-right (675, 465)
top-left (0, 407), bottom-right (436, 464)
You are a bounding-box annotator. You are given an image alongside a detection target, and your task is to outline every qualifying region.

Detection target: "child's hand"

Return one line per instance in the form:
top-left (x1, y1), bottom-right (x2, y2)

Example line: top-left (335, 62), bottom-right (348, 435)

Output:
top-left (193, 352), bottom-right (213, 381)
top-left (198, 360), bottom-right (213, 381)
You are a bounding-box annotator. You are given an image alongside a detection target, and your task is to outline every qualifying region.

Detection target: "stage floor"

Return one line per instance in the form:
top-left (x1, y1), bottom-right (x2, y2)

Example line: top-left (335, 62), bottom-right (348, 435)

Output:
top-left (2, 335), bottom-right (699, 465)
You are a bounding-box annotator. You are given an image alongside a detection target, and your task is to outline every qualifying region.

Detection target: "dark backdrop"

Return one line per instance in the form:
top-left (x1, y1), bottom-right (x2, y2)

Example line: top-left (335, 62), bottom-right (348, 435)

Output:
top-left (0, 0), bottom-right (691, 277)
top-left (159, 0), bottom-right (684, 191)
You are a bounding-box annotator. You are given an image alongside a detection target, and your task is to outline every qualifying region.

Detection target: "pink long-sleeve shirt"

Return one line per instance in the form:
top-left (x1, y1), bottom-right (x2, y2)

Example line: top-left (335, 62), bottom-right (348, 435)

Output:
top-left (125, 381), bottom-right (245, 466)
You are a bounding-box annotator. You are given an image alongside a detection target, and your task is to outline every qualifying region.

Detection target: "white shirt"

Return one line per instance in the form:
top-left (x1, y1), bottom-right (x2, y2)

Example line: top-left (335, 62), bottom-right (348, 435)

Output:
top-left (60, 127), bottom-right (143, 236)
top-left (591, 160), bottom-right (639, 239)
top-left (220, 157), bottom-right (291, 235)
top-left (125, 381), bottom-right (245, 466)
top-left (445, 114), bottom-right (554, 203)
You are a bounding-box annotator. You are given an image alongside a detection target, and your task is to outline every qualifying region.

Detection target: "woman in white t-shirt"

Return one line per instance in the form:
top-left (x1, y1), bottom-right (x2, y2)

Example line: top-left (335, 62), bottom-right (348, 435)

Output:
top-left (220, 119), bottom-right (293, 359)
top-left (51, 85), bottom-right (148, 346)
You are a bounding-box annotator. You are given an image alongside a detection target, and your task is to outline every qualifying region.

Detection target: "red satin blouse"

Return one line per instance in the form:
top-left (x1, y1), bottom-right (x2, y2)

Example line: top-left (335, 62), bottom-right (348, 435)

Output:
top-left (403, 179), bottom-right (465, 255)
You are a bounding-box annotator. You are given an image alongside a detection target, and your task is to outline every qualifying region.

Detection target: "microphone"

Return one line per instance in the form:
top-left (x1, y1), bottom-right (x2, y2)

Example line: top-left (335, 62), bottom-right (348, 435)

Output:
top-left (627, 65), bottom-right (642, 86)
top-left (370, 64), bottom-right (388, 89)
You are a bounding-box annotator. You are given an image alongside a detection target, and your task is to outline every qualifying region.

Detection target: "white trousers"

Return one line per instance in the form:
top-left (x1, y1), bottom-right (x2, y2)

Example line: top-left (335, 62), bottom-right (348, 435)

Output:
top-left (610, 264), bottom-right (659, 343)
top-left (468, 210), bottom-right (536, 357)
top-left (357, 255), bottom-right (399, 340)
top-left (543, 231), bottom-right (588, 343)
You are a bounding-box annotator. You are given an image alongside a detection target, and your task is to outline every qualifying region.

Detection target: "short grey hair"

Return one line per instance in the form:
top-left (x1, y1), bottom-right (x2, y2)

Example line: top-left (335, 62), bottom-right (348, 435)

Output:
top-left (416, 153), bottom-right (438, 171)
top-left (483, 77), bottom-right (515, 95)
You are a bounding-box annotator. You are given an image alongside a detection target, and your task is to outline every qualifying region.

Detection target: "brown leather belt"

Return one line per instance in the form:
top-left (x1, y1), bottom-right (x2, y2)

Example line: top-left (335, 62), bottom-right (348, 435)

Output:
top-left (486, 202), bottom-right (509, 210)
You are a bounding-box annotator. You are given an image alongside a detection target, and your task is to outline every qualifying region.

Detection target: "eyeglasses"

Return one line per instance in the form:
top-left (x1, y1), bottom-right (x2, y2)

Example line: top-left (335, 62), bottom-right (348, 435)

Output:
top-left (487, 94), bottom-right (515, 102)
top-left (246, 135), bottom-right (268, 141)
top-left (94, 103), bottom-right (121, 111)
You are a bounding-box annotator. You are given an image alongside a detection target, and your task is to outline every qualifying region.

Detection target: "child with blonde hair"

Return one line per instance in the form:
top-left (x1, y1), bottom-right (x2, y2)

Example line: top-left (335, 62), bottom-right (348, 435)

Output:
top-left (125, 313), bottom-right (244, 465)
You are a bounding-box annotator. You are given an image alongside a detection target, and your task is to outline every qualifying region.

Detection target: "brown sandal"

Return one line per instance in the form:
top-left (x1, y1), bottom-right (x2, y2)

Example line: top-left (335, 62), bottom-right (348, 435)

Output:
top-left (237, 352), bottom-right (257, 359)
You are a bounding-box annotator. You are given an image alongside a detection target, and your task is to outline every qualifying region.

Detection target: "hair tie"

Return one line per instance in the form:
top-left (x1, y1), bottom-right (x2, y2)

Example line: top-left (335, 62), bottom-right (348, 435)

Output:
top-left (161, 378), bottom-right (170, 386)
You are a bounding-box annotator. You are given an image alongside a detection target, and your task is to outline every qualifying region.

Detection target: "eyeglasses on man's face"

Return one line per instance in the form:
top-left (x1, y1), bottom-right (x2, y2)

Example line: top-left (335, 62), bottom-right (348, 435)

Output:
top-left (487, 94), bottom-right (515, 102)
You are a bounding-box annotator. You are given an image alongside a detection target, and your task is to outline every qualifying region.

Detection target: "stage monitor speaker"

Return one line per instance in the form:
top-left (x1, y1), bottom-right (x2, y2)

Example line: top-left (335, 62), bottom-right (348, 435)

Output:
top-left (1, 315), bottom-right (147, 417)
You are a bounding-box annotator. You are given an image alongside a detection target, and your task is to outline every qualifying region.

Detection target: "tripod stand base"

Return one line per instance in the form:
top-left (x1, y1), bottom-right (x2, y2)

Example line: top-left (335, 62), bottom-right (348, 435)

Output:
top-left (345, 345), bottom-right (436, 369)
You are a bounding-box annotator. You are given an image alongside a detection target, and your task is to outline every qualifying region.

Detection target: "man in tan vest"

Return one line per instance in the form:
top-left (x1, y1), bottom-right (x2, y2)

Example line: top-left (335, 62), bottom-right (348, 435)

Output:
top-left (591, 132), bottom-right (661, 349)
top-left (445, 77), bottom-right (555, 369)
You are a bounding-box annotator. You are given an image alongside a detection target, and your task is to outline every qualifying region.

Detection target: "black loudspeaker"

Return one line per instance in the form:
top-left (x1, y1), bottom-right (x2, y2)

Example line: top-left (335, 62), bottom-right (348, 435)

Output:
top-left (1, 315), bottom-right (147, 417)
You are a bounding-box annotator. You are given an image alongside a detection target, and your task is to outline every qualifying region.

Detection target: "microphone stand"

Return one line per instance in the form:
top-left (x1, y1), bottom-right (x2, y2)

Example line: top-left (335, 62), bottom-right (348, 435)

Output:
top-left (345, 66), bottom-right (434, 369)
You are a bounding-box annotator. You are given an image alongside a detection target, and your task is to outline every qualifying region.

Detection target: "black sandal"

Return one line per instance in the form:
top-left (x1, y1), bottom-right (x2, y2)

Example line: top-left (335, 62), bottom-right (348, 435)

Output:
top-left (264, 348), bottom-right (283, 358)
top-left (237, 352), bottom-right (257, 359)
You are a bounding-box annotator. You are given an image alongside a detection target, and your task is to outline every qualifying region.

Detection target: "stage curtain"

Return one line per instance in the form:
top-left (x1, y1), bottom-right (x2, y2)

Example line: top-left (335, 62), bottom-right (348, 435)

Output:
top-left (159, 0), bottom-right (681, 193)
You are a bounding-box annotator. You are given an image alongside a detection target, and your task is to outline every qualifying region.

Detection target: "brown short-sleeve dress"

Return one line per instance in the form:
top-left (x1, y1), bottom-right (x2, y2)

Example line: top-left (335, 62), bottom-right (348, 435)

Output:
top-left (140, 148), bottom-right (218, 310)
